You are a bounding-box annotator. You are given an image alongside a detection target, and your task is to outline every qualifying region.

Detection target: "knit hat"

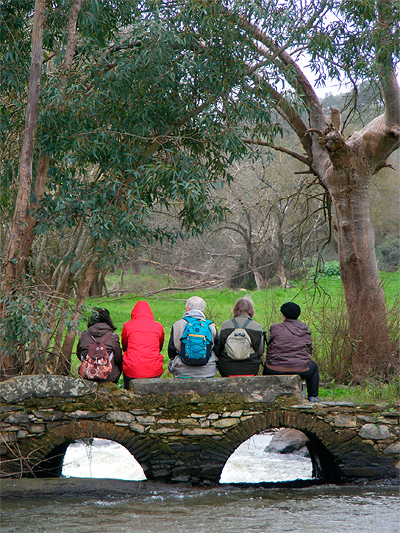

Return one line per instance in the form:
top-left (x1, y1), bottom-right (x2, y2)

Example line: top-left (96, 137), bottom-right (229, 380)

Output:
top-left (280, 302), bottom-right (301, 319)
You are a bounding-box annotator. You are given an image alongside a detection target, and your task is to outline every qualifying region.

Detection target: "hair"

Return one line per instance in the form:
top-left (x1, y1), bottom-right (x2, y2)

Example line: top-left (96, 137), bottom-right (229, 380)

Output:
top-left (87, 308), bottom-right (116, 330)
top-left (232, 297), bottom-right (255, 318)
top-left (280, 302), bottom-right (301, 320)
top-left (185, 296), bottom-right (206, 312)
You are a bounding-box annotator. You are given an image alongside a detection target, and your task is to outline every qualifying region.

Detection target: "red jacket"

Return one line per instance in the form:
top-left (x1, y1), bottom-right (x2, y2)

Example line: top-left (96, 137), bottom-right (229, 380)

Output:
top-left (121, 301), bottom-right (164, 378)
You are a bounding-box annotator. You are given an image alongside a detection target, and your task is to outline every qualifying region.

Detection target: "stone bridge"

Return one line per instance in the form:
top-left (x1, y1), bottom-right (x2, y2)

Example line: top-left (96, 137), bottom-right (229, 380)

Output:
top-left (0, 375), bottom-right (399, 484)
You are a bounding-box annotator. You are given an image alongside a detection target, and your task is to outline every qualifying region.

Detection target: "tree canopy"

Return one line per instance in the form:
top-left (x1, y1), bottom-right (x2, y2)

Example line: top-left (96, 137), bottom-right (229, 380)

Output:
top-left (1, 0), bottom-right (399, 379)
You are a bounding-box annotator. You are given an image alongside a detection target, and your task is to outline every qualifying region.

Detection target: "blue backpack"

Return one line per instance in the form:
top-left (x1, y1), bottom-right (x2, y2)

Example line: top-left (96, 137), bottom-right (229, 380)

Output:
top-left (180, 316), bottom-right (213, 366)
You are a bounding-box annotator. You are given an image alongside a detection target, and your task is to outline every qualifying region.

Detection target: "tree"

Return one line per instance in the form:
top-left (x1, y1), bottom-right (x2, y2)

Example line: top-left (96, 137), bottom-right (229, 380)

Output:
top-left (0, 0), bottom-right (252, 376)
top-left (161, 0), bottom-right (399, 377)
top-left (1, 1), bottom-right (399, 379)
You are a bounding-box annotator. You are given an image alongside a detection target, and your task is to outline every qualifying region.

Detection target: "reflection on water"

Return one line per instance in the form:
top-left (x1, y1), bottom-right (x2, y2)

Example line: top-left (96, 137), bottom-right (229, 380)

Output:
top-left (62, 433), bottom-right (312, 483)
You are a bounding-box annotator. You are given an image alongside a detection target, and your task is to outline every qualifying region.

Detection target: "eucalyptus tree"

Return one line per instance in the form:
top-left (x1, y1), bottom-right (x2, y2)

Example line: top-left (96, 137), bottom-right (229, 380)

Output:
top-left (1, 1), bottom-right (399, 379)
top-left (155, 0), bottom-right (399, 378)
top-left (0, 0), bottom-right (260, 375)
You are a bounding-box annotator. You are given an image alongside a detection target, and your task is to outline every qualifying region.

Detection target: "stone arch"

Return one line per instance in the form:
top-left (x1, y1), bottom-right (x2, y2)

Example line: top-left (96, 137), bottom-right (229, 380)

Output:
top-left (220, 410), bottom-right (344, 483)
top-left (21, 421), bottom-right (161, 479)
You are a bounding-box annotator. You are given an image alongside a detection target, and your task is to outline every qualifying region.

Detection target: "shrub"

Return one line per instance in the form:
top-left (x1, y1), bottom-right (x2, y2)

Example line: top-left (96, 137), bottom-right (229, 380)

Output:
top-left (376, 236), bottom-right (400, 272)
top-left (309, 260), bottom-right (340, 278)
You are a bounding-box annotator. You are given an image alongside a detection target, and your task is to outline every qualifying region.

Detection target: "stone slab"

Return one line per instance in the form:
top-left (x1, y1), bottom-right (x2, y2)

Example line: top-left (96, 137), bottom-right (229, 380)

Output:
top-left (129, 375), bottom-right (302, 403)
top-left (0, 375), bottom-right (98, 403)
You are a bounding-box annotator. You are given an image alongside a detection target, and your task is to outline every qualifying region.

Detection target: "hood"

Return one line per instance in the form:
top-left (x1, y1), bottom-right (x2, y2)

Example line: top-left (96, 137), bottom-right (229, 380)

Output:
top-left (281, 319), bottom-right (308, 337)
top-left (183, 309), bottom-right (206, 320)
top-left (131, 300), bottom-right (155, 320)
top-left (87, 322), bottom-right (113, 337)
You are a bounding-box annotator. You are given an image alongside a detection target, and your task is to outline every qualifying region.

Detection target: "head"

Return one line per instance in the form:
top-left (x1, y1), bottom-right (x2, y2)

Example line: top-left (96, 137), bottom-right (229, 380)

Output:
top-left (185, 296), bottom-right (206, 312)
top-left (87, 308), bottom-right (116, 330)
top-left (280, 302), bottom-right (301, 320)
top-left (232, 297), bottom-right (255, 318)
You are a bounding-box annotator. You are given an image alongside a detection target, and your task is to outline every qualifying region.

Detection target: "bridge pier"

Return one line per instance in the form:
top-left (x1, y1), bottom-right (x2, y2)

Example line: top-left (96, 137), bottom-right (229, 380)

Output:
top-left (0, 375), bottom-right (399, 484)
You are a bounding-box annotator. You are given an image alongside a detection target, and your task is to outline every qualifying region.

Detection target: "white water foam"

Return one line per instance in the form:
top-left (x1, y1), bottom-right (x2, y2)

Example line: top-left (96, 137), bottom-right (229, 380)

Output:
top-left (62, 433), bottom-right (312, 483)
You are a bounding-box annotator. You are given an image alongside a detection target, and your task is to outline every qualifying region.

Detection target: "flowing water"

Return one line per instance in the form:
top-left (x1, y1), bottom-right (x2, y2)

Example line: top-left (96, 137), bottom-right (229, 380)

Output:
top-left (1, 434), bottom-right (399, 532)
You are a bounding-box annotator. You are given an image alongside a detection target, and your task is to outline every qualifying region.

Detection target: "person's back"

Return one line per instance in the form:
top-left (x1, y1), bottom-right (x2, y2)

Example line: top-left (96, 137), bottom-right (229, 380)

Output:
top-left (263, 302), bottom-right (319, 402)
top-left (168, 296), bottom-right (219, 378)
top-left (122, 301), bottom-right (164, 386)
top-left (217, 297), bottom-right (264, 377)
top-left (265, 319), bottom-right (312, 372)
top-left (77, 308), bottom-right (122, 384)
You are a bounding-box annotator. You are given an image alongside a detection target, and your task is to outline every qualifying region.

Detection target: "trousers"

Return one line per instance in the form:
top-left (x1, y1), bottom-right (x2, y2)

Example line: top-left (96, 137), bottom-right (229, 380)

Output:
top-left (262, 360), bottom-right (319, 398)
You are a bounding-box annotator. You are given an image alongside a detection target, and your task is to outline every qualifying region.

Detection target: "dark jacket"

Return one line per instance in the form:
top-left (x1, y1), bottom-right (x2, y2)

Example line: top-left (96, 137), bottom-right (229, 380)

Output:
top-left (216, 314), bottom-right (264, 377)
top-left (121, 301), bottom-right (164, 379)
top-left (264, 319), bottom-right (312, 372)
top-left (77, 322), bottom-right (123, 383)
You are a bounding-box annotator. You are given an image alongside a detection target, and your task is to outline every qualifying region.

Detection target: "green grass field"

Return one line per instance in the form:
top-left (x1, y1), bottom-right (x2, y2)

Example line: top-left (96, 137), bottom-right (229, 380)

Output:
top-left (72, 270), bottom-right (399, 404)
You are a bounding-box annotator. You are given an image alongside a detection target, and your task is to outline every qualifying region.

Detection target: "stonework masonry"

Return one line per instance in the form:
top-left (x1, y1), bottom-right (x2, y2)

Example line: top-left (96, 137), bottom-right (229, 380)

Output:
top-left (0, 375), bottom-right (399, 484)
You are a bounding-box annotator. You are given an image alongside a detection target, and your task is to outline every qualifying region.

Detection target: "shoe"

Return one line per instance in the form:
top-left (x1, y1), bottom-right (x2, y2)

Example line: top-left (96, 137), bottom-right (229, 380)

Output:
top-left (308, 396), bottom-right (319, 403)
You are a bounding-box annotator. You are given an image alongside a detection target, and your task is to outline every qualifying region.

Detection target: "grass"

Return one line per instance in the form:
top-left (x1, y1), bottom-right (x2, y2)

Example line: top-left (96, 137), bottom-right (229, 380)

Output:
top-left (71, 269), bottom-right (399, 405)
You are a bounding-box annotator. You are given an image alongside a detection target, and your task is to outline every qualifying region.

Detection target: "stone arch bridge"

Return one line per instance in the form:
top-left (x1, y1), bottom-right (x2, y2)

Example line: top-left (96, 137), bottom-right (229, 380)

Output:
top-left (0, 375), bottom-right (399, 484)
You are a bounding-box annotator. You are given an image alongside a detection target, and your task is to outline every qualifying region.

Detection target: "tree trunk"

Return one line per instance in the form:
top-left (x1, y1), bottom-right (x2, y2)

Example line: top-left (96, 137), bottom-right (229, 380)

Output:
top-left (315, 112), bottom-right (399, 378)
top-left (277, 257), bottom-right (290, 290)
top-left (56, 262), bottom-right (97, 375)
top-left (2, 0), bottom-right (45, 288)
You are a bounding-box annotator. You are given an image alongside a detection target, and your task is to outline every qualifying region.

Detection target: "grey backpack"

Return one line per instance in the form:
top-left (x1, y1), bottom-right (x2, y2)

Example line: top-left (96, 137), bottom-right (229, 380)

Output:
top-left (225, 318), bottom-right (252, 360)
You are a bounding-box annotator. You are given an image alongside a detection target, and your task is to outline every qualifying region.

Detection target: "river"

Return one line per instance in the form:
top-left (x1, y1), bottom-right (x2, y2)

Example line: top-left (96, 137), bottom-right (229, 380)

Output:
top-left (1, 433), bottom-right (399, 532)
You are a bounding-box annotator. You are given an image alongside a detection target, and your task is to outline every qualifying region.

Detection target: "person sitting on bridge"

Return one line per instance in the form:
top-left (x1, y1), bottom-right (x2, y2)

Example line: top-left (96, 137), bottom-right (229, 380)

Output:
top-left (262, 302), bottom-right (319, 402)
top-left (216, 297), bottom-right (264, 377)
top-left (77, 308), bottom-right (123, 384)
top-left (168, 296), bottom-right (220, 378)
top-left (121, 300), bottom-right (165, 389)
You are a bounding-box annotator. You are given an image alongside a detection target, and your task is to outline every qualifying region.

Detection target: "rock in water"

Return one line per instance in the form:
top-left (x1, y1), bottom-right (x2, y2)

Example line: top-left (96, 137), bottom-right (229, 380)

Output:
top-left (264, 428), bottom-right (309, 454)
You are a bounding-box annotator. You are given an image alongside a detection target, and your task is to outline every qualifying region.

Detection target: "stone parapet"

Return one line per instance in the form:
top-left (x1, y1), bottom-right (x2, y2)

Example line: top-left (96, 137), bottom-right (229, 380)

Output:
top-left (0, 375), bottom-right (398, 483)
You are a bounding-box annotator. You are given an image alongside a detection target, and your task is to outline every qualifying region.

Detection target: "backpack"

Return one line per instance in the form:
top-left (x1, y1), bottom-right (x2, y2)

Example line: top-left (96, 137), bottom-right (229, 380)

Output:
top-left (225, 318), bottom-right (252, 360)
top-left (180, 316), bottom-right (213, 366)
top-left (78, 331), bottom-right (114, 380)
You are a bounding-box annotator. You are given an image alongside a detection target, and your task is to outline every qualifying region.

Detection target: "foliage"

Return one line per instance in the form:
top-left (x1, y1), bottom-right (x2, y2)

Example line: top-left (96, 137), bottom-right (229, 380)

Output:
top-left (0, 287), bottom-right (52, 374)
top-left (376, 236), bottom-right (400, 272)
top-left (1, 0), bottom-right (399, 376)
top-left (319, 378), bottom-right (399, 406)
top-left (311, 261), bottom-right (341, 278)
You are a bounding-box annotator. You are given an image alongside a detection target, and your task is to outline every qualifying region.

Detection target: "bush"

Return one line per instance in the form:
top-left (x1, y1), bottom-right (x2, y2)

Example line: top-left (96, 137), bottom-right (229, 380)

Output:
top-left (376, 236), bottom-right (400, 272)
top-left (309, 260), bottom-right (340, 278)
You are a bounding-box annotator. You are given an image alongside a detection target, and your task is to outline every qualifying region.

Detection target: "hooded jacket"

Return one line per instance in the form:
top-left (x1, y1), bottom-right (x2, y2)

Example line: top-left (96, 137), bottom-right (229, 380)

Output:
top-left (121, 301), bottom-right (164, 378)
top-left (77, 322), bottom-right (122, 383)
top-left (265, 319), bottom-right (312, 372)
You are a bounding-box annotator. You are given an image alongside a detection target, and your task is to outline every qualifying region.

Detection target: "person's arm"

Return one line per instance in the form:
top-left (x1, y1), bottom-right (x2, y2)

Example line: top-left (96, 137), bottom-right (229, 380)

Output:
top-left (256, 333), bottom-right (264, 357)
top-left (266, 326), bottom-right (274, 352)
top-left (168, 325), bottom-right (178, 359)
top-left (211, 325), bottom-right (220, 357)
top-left (76, 335), bottom-right (83, 360)
top-left (112, 333), bottom-right (123, 369)
top-left (159, 327), bottom-right (165, 351)
top-left (121, 324), bottom-right (128, 352)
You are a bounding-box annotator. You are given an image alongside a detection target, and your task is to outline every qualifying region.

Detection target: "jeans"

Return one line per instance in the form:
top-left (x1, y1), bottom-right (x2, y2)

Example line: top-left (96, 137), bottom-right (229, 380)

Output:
top-left (123, 373), bottom-right (162, 390)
